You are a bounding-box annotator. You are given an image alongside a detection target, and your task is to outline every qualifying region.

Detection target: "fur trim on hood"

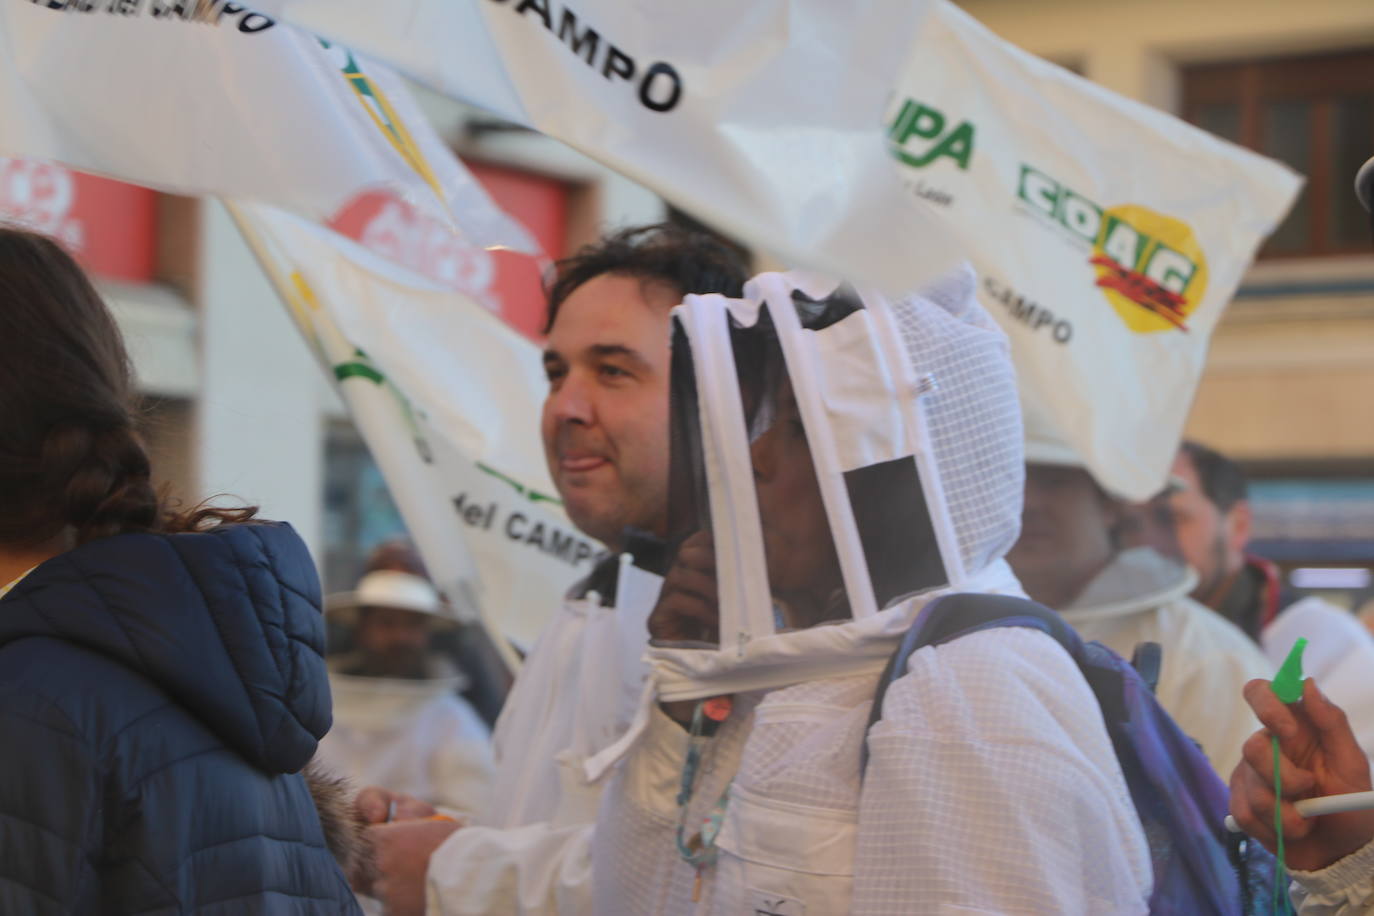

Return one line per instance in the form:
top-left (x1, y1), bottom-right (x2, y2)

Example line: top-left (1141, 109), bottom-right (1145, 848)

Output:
top-left (304, 758), bottom-right (376, 888)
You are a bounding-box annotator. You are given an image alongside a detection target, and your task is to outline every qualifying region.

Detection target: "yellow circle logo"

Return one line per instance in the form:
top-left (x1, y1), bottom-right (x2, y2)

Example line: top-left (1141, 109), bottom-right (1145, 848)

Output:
top-left (1090, 204), bottom-right (1208, 334)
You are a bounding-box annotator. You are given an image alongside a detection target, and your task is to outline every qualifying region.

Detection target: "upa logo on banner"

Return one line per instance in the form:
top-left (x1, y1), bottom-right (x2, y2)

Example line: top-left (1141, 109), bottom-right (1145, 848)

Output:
top-left (1017, 163), bottom-right (1209, 333)
top-left (886, 98), bottom-right (976, 171)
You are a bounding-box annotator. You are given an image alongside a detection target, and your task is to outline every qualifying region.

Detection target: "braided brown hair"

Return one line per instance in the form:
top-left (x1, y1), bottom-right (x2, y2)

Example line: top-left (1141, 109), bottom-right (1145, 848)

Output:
top-left (0, 226), bottom-right (255, 548)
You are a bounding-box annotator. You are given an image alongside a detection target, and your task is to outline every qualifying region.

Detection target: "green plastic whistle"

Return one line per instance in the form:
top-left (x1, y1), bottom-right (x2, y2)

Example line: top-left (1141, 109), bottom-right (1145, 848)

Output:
top-left (1271, 637), bottom-right (1308, 704)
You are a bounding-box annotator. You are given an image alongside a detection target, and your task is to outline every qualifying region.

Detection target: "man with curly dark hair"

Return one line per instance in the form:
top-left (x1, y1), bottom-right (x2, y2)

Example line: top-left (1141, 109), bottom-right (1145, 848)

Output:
top-left (358, 223), bottom-right (749, 915)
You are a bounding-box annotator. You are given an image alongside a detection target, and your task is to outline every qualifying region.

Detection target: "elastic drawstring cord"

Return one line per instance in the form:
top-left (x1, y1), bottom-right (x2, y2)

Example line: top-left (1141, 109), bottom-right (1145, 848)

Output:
top-left (674, 700), bottom-right (734, 902)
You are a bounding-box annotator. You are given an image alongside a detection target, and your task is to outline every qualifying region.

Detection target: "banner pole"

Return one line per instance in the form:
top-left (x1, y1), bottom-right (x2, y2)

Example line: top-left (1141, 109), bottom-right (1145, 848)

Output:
top-left (221, 198), bottom-right (523, 676)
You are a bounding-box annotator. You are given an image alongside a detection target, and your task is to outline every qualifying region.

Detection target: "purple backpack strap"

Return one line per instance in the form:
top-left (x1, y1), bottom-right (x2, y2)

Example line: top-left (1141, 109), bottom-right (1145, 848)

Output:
top-left (861, 592), bottom-right (1272, 915)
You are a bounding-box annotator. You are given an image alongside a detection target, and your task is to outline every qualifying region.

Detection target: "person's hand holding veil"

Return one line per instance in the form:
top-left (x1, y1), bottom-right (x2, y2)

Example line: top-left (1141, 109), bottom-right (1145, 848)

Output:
top-left (648, 529), bottom-right (719, 646)
top-left (648, 528), bottom-right (722, 726)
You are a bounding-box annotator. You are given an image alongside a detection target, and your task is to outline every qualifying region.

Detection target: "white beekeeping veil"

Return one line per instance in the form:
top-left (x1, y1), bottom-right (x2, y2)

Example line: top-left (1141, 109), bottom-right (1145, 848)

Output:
top-left (640, 264), bottom-right (1027, 703)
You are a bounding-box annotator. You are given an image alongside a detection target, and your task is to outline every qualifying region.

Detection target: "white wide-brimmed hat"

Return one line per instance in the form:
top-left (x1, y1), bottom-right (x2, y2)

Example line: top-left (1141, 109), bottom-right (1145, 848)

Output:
top-left (325, 570), bottom-right (457, 627)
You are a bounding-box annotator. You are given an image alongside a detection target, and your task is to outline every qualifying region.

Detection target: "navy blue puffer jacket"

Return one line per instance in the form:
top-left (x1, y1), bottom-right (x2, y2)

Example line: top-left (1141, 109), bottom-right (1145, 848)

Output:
top-left (0, 522), bottom-right (361, 914)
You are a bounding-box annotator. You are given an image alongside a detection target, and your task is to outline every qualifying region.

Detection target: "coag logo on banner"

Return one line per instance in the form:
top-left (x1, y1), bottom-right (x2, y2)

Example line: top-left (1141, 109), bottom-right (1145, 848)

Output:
top-left (886, 98), bottom-right (975, 171)
top-left (1017, 164), bottom-right (1209, 333)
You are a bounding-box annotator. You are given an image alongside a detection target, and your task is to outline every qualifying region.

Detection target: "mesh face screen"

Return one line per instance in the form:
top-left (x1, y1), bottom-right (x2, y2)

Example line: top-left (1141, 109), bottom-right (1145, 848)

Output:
top-left (887, 292), bottom-right (1024, 578)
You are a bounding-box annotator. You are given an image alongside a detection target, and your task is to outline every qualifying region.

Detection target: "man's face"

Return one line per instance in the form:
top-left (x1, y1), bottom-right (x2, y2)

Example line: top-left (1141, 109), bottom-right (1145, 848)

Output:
top-left (1169, 450), bottom-right (1242, 602)
top-left (541, 273), bottom-right (675, 550)
top-left (354, 605), bottom-right (432, 678)
top-left (750, 377), bottom-right (843, 626)
top-left (1006, 464), bottom-right (1119, 608)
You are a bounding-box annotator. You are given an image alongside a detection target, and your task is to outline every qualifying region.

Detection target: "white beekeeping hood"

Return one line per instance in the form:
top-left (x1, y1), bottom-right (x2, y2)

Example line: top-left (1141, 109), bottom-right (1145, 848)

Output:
top-left (642, 265), bottom-right (1027, 702)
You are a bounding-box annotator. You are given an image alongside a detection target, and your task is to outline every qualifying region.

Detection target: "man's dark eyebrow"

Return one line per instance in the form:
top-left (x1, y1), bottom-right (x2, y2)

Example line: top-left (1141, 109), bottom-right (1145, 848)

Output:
top-left (588, 344), bottom-right (652, 370)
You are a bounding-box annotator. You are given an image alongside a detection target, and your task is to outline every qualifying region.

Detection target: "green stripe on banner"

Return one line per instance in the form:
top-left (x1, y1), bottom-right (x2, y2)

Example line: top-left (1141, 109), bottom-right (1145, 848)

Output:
top-left (334, 362), bottom-right (385, 385)
top-left (477, 461), bottom-right (563, 507)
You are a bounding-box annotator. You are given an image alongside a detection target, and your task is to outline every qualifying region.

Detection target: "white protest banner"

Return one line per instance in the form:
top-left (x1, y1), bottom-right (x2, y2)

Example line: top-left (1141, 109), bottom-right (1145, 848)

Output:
top-left (0, 1), bottom-right (534, 254)
top-left (250, 0), bottom-right (1301, 500)
top-left (882, 2), bottom-right (1301, 499)
top-left (229, 201), bottom-right (587, 655)
top-left (230, 0), bottom-right (964, 293)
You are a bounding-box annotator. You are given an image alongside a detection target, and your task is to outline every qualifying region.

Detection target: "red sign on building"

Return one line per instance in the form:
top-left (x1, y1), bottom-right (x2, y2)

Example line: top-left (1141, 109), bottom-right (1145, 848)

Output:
top-left (0, 158), bottom-right (158, 284)
top-left (328, 161), bottom-right (569, 342)
top-left (0, 155), bottom-right (569, 343)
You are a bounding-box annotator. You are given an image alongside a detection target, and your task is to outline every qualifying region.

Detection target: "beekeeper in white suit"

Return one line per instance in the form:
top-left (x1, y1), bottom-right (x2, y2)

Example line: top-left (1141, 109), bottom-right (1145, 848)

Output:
top-left (316, 569), bottom-right (495, 815)
top-left (1005, 440), bottom-right (1270, 780)
top-left (585, 267), bottom-right (1153, 914)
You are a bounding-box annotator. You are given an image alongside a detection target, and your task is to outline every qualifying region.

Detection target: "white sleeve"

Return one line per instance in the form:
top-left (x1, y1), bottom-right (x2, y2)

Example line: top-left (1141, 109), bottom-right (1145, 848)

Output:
top-left (426, 702), bottom-right (497, 816)
top-left (852, 627), bottom-right (1152, 915)
top-left (424, 704), bottom-right (688, 916)
top-left (425, 820), bottom-right (596, 916)
top-left (1290, 838), bottom-right (1374, 915)
top-left (1152, 628), bottom-right (1267, 781)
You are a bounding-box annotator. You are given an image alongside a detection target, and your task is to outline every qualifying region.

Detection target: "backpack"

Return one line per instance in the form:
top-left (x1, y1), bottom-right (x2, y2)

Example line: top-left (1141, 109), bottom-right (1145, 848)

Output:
top-left (863, 593), bottom-right (1275, 916)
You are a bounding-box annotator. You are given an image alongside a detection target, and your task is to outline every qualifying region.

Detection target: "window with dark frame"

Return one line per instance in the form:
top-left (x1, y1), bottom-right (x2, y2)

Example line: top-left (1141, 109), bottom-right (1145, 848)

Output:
top-left (1182, 48), bottom-right (1374, 259)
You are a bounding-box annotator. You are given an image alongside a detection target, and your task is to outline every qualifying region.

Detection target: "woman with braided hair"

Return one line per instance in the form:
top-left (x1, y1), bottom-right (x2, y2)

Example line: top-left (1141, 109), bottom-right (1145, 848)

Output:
top-left (0, 227), bottom-right (362, 913)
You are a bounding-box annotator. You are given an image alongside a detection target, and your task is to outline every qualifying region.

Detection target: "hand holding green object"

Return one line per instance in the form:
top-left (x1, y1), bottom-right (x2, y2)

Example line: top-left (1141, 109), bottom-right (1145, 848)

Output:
top-left (1226, 640), bottom-right (1374, 873)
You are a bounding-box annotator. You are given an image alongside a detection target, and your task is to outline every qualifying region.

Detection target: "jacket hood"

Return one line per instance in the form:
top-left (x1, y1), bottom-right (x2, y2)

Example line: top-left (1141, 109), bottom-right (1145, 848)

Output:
top-left (1062, 546), bottom-right (1197, 622)
top-left (0, 522), bottom-right (330, 774)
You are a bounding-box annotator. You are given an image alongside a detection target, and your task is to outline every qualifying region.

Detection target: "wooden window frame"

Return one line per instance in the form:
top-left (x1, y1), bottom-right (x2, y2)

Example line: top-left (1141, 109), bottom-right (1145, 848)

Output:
top-left (1183, 47), bottom-right (1374, 259)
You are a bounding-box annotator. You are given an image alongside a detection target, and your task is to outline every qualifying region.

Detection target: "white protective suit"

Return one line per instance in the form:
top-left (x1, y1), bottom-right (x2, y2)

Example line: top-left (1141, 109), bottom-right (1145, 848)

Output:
top-left (317, 669), bottom-right (494, 815)
top-left (317, 570), bottom-right (497, 816)
top-left (1264, 597), bottom-right (1374, 766)
top-left (425, 553), bottom-right (662, 915)
top-left (1059, 546), bottom-right (1271, 780)
top-left (1288, 838), bottom-right (1374, 915)
top-left (588, 267), bottom-right (1153, 914)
